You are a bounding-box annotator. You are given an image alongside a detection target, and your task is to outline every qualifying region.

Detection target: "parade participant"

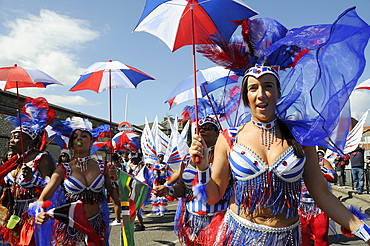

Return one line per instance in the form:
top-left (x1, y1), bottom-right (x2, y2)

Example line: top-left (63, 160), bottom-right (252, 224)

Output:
top-left (0, 151), bottom-right (16, 167)
top-left (334, 153), bottom-right (350, 187)
top-left (57, 152), bottom-right (70, 165)
top-left (350, 144), bottom-right (365, 194)
top-left (120, 151), bottom-right (130, 172)
top-left (35, 117), bottom-right (119, 246)
top-left (154, 117), bottom-right (232, 245)
top-left (0, 97), bottom-right (56, 246)
top-left (188, 7), bottom-right (370, 245)
top-left (150, 153), bottom-right (172, 216)
top-left (190, 64), bottom-right (370, 245)
top-left (109, 152), bottom-right (122, 227)
top-left (299, 149), bottom-right (338, 246)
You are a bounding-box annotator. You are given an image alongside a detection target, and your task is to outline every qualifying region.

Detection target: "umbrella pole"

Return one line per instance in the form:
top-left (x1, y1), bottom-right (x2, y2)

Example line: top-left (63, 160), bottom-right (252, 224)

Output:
top-left (16, 81), bottom-right (25, 157)
top-left (191, 4), bottom-right (200, 163)
top-left (190, 4), bottom-right (199, 134)
top-left (109, 69), bottom-right (113, 162)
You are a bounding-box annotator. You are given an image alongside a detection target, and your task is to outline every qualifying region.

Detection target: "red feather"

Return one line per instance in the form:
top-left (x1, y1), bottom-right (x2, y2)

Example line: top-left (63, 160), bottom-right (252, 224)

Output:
top-left (197, 38), bottom-right (249, 70)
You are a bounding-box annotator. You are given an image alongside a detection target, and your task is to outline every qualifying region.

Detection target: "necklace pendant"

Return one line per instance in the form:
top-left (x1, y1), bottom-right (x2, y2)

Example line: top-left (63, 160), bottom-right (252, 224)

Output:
top-left (252, 118), bottom-right (277, 150)
top-left (76, 156), bottom-right (90, 172)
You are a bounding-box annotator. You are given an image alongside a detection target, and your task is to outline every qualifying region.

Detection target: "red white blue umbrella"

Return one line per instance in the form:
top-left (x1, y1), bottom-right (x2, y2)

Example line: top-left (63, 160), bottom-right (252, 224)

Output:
top-left (134, 0), bottom-right (257, 52)
top-left (70, 60), bottom-right (154, 158)
top-left (165, 66), bottom-right (240, 109)
top-left (134, 0), bottom-right (257, 136)
top-left (0, 64), bottom-right (62, 153)
top-left (0, 64), bottom-right (62, 90)
top-left (355, 78), bottom-right (370, 90)
top-left (111, 131), bottom-right (140, 153)
top-left (70, 60), bottom-right (154, 92)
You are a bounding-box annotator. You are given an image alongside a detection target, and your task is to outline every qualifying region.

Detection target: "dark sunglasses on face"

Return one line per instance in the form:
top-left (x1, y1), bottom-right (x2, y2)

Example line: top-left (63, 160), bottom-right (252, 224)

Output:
top-left (199, 125), bottom-right (216, 131)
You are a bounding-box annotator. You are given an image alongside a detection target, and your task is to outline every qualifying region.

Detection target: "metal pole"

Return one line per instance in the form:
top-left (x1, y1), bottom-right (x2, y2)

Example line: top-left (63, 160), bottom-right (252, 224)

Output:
top-left (125, 93), bottom-right (128, 122)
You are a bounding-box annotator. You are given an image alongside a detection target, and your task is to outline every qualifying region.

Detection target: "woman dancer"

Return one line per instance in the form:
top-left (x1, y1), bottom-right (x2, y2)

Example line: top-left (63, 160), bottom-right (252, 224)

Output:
top-left (35, 117), bottom-right (119, 246)
top-left (0, 97), bottom-right (56, 246)
top-left (188, 7), bottom-right (370, 245)
top-left (150, 153), bottom-right (171, 216)
top-left (154, 117), bottom-right (233, 245)
top-left (190, 64), bottom-right (370, 245)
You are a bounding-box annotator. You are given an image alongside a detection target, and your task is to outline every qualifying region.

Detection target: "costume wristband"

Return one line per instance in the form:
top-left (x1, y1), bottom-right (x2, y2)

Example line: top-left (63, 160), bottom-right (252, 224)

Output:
top-left (197, 167), bottom-right (212, 185)
top-left (193, 167), bottom-right (211, 203)
top-left (167, 186), bottom-right (174, 196)
top-left (353, 222), bottom-right (370, 243)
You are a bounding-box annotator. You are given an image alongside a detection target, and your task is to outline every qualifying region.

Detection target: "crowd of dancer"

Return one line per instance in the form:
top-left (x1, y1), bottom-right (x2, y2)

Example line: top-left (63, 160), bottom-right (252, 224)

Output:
top-left (0, 5), bottom-right (370, 246)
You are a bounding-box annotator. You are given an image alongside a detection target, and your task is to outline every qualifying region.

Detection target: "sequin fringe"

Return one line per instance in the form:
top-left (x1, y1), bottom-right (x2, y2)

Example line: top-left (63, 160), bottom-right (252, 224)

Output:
top-left (175, 200), bottom-right (216, 245)
top-left (299, 202), bottom-right (323, 220)
top-left (53, 211), bottom-right (107, 246)
top-left (214, 209), bottom-right (301, 246)
top-left (65, 189), bottom-right (105, 205)
top-left (235, 171), bottom-right (301, 219)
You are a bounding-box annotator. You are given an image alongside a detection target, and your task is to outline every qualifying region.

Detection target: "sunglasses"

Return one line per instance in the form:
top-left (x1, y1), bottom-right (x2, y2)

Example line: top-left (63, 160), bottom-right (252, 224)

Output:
top-left (199, 125), bottom-right (216, 131)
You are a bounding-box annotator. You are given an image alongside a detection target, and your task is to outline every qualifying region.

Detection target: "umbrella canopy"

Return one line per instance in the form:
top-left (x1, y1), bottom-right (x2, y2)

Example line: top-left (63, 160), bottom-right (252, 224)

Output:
top-left (70, 60), bottom-right (153, 159)
top-left (0, 64), bottom-right (62, 154)
top-left (70, 60), bottom-right (154, 92)
top-left (134, 0), bottom-right (258, 52)
top-left (109, 131), bottom-right (140, 153)
top-left (165, 66), bottom-right (240, 109)
top-left (355, 78), bottom-right (370, 90)
top-left (0, 64), bottom-right (63, 90)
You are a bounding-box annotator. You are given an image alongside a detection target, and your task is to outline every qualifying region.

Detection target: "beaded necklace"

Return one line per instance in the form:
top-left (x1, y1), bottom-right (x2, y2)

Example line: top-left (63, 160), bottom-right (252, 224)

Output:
top-left (251, 118), bottom-right (277, 150)
top-left (75, 156), bottom-right (90, 172)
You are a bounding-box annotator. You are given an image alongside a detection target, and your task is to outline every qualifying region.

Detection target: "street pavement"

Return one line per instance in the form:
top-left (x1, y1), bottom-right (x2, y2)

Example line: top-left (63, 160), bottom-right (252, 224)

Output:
top-left (107, 185), bottom-right (370, 245)
top-left (329, 184), bottom-right (370, 246)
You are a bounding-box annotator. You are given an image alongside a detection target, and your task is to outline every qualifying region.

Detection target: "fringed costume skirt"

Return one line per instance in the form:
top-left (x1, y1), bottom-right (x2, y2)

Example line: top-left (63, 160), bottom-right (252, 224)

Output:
top-left (53, 212), bottom-right (107, 246)
top-left (213, 209), bottom-right (301, 246)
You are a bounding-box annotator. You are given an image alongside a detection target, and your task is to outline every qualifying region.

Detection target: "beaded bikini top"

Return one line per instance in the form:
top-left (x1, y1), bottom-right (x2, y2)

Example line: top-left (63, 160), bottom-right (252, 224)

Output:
top-left (224, 127), bottom-right (306, 218)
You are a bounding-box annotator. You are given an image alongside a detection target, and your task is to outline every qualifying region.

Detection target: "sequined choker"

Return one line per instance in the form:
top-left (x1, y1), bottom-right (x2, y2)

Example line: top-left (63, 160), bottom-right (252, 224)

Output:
top-left (252, 118), bottom-right (277, 150)
top-left (75, 156), bottom-right (90, 172)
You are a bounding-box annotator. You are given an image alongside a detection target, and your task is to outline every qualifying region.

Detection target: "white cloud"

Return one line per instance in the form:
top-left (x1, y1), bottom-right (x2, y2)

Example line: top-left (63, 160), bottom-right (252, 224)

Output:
top-left (6, 88), bottom-right (98, 107)
top-left (350, 90), bottom-right (370, 125)
top-left (44, 94), bottom-right (94, 106)
top-left (0, 9), bottom-right (100, 103)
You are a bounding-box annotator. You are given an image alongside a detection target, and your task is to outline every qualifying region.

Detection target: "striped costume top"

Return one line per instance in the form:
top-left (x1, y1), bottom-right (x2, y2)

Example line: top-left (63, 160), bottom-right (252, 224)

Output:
top-left (183, 154), bottom-right (232, 215)
top-left (5, 152), bottom-right (47, 200)
top-left (58, 162), bottom-right (106, 205)
top-left (224, 127), bottom-right (306, 218)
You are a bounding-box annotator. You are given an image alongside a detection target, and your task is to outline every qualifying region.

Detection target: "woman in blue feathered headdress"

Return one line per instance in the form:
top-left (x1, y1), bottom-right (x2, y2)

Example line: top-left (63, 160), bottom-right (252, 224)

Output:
top-left (0, 97), bottom-right (56, 246)
top-left (190, 7), bottom-right (370, 246)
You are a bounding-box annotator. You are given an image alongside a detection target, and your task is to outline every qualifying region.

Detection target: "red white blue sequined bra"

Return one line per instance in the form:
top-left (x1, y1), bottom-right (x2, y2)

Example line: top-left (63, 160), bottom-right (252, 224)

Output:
top-left (224, 127), bottom-right (306, 218)
top-left (58, 162), bottom-right (106, 204)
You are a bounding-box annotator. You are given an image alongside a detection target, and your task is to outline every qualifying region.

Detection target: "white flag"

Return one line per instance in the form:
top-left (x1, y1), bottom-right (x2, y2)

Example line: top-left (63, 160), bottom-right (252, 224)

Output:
top-left (343, 110), bottom-right (369, 154)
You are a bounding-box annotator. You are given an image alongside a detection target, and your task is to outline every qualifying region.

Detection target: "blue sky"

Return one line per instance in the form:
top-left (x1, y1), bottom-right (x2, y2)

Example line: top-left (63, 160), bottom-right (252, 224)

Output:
top-left (0, 0), bottom-right (370, 126)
